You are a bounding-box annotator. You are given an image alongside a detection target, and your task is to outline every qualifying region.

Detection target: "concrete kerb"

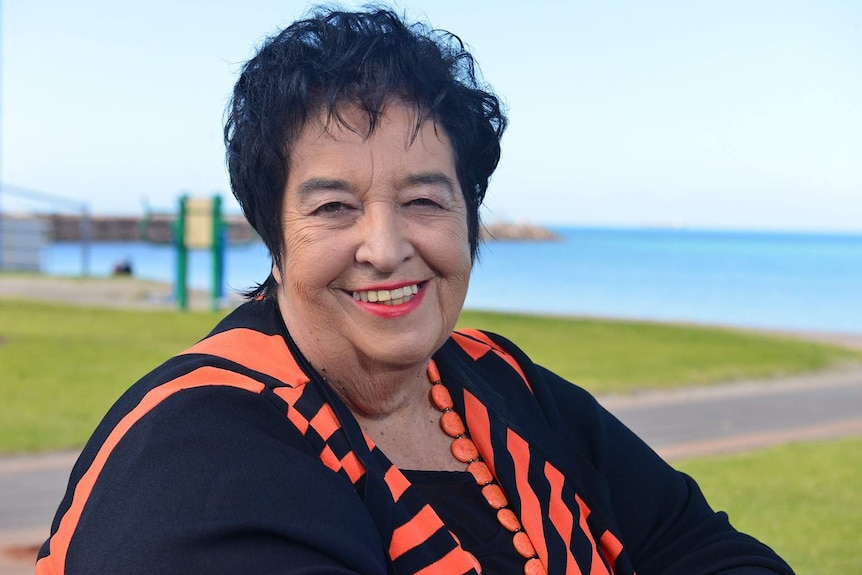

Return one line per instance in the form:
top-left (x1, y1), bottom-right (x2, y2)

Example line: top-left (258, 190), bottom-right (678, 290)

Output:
top-left (0, 528), bottom-right (46, 575)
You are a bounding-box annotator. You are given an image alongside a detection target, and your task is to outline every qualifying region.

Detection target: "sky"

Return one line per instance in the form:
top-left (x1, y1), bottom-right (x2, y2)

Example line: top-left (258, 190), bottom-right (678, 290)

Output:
top-left (1, 0), bottom-right (861, 232)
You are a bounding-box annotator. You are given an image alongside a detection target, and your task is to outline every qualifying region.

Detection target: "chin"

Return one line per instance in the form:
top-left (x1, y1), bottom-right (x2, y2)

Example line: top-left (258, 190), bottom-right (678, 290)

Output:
top-left (357, 330), bottom-right (446, 370)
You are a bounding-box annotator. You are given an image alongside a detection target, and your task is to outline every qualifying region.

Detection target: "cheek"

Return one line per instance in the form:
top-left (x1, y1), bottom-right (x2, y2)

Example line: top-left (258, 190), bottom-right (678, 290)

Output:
top-left (437, 226), bottom-right (472, 274)
top-left (283, 228), bottom-right (354, 290)
top-left (282, 219), bottom-right (329, 269)
top-left (282, 216), bottom-right (320, 255)
top-left (427, 238), bottom-right (472, 294)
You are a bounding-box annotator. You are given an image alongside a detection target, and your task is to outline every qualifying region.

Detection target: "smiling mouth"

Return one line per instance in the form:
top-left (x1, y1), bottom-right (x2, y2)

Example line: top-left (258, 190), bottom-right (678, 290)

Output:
top-left (352, 283), bottom-right (421, 306)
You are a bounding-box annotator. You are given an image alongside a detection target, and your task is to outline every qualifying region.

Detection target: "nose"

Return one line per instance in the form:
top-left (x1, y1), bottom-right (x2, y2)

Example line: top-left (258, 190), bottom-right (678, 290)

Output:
top-left (354, 204), bottom-right (414, 272)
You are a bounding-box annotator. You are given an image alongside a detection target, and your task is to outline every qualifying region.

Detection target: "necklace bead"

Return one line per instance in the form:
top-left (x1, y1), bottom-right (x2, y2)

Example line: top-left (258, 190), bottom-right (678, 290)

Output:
top-left (440, 410), bottom-right (466, 437)
top-left (512, 531), bottom-right (537, 559)
top-left (496, 508), bottom-right (522, 532)
top-left (426, 360), bottom-right (546, 575)
top-left (430, 384), bottom-right (454, 411)
top-left (480, 484), bottom-right (508, 509)
top-left (451, 436), bottom-right (479, 463)
top-left (466, 461), bottom-right (493, 485)
top-left (427, 360), bottom-right (442, 382)
top-left (525, 557), bottom-right (547, 575)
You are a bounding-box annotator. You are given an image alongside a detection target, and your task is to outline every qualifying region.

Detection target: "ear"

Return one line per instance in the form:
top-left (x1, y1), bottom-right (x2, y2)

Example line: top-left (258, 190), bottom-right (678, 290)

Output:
top-left (272, 261), bottom-right (283, 285)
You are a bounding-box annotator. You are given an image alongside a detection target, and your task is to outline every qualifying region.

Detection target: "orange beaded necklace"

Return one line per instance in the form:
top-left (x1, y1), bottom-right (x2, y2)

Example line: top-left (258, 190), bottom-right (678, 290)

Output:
top-left (426, 360), bottom-right (547, 575)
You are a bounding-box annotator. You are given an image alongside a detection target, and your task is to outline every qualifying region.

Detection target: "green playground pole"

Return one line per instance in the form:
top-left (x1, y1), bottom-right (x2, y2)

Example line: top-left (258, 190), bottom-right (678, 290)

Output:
top-left (175, 196), bottom-right (188, 311)
top-left (210, 195), bottom-right (223, 311)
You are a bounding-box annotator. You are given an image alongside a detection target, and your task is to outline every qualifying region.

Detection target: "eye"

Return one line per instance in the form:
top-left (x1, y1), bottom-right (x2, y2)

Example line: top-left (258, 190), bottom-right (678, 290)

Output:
top-left (407, 198), bottom-right (443, 209)
top-left (313, 202), bottom-right (352, 216)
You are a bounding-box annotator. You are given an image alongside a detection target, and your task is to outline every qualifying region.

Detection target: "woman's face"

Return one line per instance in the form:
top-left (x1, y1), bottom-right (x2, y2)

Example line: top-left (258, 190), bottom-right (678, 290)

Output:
top-left (273, 102), bottom-right (472, 375)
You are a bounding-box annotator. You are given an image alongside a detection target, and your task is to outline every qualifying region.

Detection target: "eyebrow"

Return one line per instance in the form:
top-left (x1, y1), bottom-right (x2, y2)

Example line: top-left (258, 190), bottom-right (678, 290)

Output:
top-left (296, 178), bottom-right (352, 196)
top-left (400, 172), bottom-right (457, 195)
top-left (298, 173), bottom-right (457, 196)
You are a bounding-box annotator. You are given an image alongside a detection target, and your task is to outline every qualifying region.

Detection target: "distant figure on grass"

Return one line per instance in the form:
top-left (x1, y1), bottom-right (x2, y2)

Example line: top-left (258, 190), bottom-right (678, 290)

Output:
top-left (111, 259), bottom-right (133, 276)
top-left (36, 6), bottom-right (794, 574)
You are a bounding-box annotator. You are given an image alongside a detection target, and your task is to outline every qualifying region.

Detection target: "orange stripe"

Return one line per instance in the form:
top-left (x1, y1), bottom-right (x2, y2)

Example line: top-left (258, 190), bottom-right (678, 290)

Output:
top-left (463, 390), bottom-right (495, 473)
top-left (42, 367), bottom-right (265, 574)
top-left (453, 330), bottom-right (531, 390)
top-left (450, 331), bottom-right (490, 361)
top-left (506, 430), bottom-right (549, 564)
top-left (412, 545), bottom-right (477, 575)
top-left (389, 504), bottom-right (445, 560)
top-left (181, 328), bottom-right (309, 387)
top-left (318, 444), bottom-right (341, 474)
top-left (276, 382), bottom-right (365, 484)
top-left (34, 556), bottom-right (55, 575)
top-left (545, 463), bottom-right (582, 575)
top-left (272, 386), bottom-right (311, 434)
top-left (575, 494), bottom-right (611, 575)
top-left (309, 403), bottom-right (340, 441)
top-left (384, 466), bottom-right (412, 503)
top-left (286, 406), bottom-right (310, 435)
top-left (339, 451), bottom-right (366, 484)
top-left (364, 433), bottom-right (376, 450)
top-left (598, 530), bottom-right (624, 571)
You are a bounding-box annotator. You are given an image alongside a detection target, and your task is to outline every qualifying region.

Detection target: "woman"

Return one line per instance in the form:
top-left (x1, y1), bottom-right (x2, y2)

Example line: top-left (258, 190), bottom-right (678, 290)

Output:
top-left (37, 8), bottom-right (794, 575)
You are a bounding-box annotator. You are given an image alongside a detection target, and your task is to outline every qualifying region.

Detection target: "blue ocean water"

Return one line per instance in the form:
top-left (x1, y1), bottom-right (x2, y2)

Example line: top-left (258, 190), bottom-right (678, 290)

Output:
top-left (42, 227), bottom-right (862, 334)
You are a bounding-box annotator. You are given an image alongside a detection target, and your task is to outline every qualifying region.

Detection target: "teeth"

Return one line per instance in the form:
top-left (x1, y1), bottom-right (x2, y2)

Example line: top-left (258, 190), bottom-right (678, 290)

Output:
top-left (351, 284), bottom-right (420, 306)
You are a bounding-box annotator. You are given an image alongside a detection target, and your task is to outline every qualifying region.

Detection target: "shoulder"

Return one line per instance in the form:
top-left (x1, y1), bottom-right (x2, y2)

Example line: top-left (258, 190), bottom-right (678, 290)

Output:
top-left (63, 351), bottom-right (346, 529)
top-left (69, 298), bottom-right (336, 503)
top-left (41, 301), bottom-right (385, 573)
top-left (51, 381), bottom-right (382, 573)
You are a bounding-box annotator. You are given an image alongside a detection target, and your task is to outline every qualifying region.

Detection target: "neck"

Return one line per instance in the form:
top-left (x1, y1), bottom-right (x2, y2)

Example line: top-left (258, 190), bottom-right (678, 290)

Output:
top-left (298, 341), bottom-right (460, 470)
top-left (278, 302), bottom-right (457, 468)
top-left (313, 353), bottom-right (461, 471)
top-left (276, 293), bottom-right (432, 419)
top-left (321, 358), bottom-right (428, 419)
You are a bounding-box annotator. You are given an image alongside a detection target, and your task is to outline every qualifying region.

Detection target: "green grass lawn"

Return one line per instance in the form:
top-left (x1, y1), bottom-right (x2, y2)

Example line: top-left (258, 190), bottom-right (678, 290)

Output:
top-left (1, 299), bottom-right (859, 453)
top-left (676, 437), bottom-right (862, 575)
top-left (1, 300), bottom-right (226, 452)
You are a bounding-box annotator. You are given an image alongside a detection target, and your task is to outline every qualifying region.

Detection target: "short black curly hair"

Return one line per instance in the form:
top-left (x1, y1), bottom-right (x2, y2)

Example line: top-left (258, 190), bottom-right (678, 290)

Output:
top-left (224, 6), bottom-right (507, 299)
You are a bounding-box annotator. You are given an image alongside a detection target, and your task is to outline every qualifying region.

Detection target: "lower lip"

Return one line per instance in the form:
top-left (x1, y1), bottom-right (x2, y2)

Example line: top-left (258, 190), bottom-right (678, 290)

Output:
top-left (352, 287), bottom-right (426, 318)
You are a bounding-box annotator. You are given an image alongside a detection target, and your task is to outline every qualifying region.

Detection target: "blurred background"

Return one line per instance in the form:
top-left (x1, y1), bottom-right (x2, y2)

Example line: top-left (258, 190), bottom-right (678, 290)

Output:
top-left (2, 0), bottom-right (860, 332)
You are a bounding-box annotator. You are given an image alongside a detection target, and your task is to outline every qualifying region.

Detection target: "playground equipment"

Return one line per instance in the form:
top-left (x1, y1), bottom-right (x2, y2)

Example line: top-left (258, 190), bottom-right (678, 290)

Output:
top-left (173, 195), bottom-right (225, 311)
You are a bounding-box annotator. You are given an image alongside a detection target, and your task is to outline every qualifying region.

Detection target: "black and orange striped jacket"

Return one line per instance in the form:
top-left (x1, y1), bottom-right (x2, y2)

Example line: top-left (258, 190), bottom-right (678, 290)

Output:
top-left (36, 299), bottom-right (793, 574)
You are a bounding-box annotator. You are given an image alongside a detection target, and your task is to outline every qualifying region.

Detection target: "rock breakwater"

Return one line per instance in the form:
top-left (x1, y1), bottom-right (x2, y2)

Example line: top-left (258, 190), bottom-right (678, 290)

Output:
top-left (32, 214), bottom-right (559, 243)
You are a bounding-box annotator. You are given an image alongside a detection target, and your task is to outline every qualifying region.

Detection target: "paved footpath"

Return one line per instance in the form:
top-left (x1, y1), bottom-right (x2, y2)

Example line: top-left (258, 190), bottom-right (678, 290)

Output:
top-left (2, 366), bottom-right (861, 574)
top-left (600, 364), bottom-right (862, 460)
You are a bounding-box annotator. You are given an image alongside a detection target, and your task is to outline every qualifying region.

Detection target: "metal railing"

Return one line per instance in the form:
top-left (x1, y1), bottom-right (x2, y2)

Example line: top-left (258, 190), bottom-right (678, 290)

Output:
top-left (0, 184), bottom-right (92, 275)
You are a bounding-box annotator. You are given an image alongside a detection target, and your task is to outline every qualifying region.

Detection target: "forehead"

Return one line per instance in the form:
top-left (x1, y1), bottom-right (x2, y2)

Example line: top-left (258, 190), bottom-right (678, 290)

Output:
top-left (287, 102), bottom-right (456, 174)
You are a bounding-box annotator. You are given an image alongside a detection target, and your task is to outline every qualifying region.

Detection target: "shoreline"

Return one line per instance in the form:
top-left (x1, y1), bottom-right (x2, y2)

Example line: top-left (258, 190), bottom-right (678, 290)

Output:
top-left (0, 274), bottom-right (246, 311)
top-left (2, 273), bottom-right (861, 351)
